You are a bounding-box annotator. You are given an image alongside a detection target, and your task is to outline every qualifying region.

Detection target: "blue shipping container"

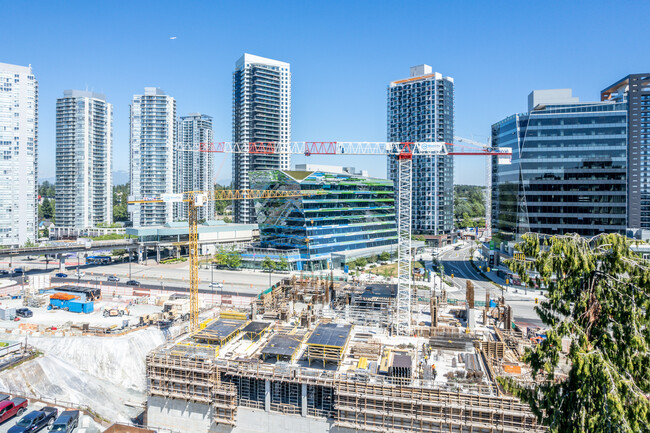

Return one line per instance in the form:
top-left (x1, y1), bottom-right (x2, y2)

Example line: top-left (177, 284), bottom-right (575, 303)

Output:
top-left (68, 301), bottom-right (94, 314)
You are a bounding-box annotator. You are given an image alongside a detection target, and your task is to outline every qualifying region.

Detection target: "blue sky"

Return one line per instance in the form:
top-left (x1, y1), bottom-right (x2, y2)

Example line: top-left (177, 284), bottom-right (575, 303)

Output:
top-left (3, 0), bottom-right (648, 185)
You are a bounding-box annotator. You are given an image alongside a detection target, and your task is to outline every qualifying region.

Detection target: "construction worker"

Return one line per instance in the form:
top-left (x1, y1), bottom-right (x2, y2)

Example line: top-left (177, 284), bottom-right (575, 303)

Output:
top-left (432, 364), bottom-right (437, 380)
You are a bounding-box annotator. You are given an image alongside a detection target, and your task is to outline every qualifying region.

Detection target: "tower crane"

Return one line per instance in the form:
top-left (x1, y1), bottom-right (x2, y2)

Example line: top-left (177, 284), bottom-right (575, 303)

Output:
top-left (128, 189), bottom-right (326, 330)
top-left (132, 141), bottom-right (511, 335)
top-left (184, 140), bottom-right (511, 335)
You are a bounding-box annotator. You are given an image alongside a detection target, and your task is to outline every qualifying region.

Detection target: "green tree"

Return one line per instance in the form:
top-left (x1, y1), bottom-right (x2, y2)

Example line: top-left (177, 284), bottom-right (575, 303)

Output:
top-left (223, 216), bottom-right (232, 223)
top-left (38, 180), bottom-right (55, 198)
top-left (261, 256), bottom-right (276, 287)
top-left (226, 249), bottom-right (242, 269)
top-left (379, 251), bottom-right (390, 262)
top-left (40, 198), bottom-right (55, 220)
top-left (461, 212), bottom-right (474, 229)
top-left (278, 256), bottom-right (288, 271)
top-left (214, 247), bottom-right (229, 267)
top-left (214, 183), bottom-right (233, 216)
top-left (112, 183), bottom-right (130, 223)
top-left (111, 249), bottom-right (127, 261)
top-left (261, 256), bottom-right (276, 272)
top-left (500, 233), bottom-right (650, 432)
top-left (454, 184), bottom-right (485, 228)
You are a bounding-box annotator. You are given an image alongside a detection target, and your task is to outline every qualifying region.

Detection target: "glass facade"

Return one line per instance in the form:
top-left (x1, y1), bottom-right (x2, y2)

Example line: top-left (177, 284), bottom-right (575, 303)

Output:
top-left (601, 74), bottom-right (650, 228)
top-left (387, 68), bottom-right (454, 234)
top-left (55, 90), bottom-right (113, 229)
top-left (176, 114), bottom-right (214, 222)
top-left (129, 88), bottom-right (177, 227)
top-left (250, 170), bottom-right (398, 268)
top-left (492, 101), bottom-right (628, 240)
top-left (232, 54), bottom-right (291, 224)
top-left (0, 63), bottom-right (38, 246)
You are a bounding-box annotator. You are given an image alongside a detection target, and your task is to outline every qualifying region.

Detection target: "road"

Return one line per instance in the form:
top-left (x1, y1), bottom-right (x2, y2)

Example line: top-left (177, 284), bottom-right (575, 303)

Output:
top-left (436, 243), bottom-right (544, 328)
top-left (0, 258), bottom-right (286, 297)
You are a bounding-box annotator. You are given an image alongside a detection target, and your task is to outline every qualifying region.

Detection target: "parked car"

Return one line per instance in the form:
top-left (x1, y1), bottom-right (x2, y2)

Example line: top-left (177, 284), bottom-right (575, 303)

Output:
top-left (15, 308), bottom-right (32, 318)
top-left (13, 268), bottom-right (24, 274)
top-left (0, 270), bottom-right (9, 275)
top-left (50, 410), bottom-right (79, 433)
top-left (126, 280), bottom-right (140, 287)
top-left (0, 398), bottom-right (28, 424)
top-left (54, 273), bottom-right (67, 278)
top-left (74, 271), bottom-right (85, 278)
top-left (209, 282), bottom-right (223, 289)
top-left (454, 245), bottom-right (463, 250)
top-left (107, 275), bottom-right (120, 282)
top-left (9, 407), bottom-right (58, 433)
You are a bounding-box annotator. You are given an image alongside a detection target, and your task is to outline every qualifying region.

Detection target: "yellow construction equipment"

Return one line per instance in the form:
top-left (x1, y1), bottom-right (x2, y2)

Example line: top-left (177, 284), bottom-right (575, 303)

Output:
top-left (129, 189), bottom-right (323, 330)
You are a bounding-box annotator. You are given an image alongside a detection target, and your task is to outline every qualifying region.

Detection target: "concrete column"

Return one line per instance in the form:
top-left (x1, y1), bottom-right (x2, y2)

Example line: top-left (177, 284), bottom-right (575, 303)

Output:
top-left (156, 245), bottom-right (160, 263)
top-left (301, 383), bottom-right (307, 417)
top-left (58, 255), bottom-right (66, 272)
top-left (264, 379), bottom-right (271, 412)
top-left (138, 246), bottom-right (143, 263)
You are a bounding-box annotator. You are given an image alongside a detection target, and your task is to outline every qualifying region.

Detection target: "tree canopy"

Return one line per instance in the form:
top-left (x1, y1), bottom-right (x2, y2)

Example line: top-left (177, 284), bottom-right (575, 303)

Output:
top-left (500, 233), bottom-right (650, 432)
top-left (113, 183), bottom-right (129, 222)
top-left (38, 180), bottom-right (55, 198)
top-left (454, 184), bottom-right (485, 226)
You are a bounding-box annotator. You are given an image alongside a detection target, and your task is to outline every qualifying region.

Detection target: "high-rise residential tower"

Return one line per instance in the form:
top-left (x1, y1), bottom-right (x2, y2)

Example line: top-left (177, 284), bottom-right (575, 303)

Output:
top-left (0, 63), bottom-right (38, 246)
top-left (55, 90), bottom-right (113, 229)
top-left (387, 65), bottom-right (454, 234)
top-left (601, 74), bottom-right (650, 229)
top-left (129, 87), bottom-right (176, 226)
top-left (176, 113), bottom-right (214, 221)
top-left (232, 53), bottom-right (291, 224)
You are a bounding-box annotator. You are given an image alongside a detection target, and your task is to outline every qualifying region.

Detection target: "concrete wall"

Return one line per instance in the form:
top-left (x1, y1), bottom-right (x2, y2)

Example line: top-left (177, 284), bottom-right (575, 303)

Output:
top-left (147, 399), bottom-right (361, 433)
top-left (148, 396), bottom-right (214, 433)
top-left (231, 407), bottom-right (350, 433)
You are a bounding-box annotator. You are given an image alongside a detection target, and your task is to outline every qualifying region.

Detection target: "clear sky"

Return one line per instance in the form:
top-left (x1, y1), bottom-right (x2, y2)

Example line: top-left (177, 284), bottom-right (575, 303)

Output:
top-left (3, 0), bottom-right (648, 185)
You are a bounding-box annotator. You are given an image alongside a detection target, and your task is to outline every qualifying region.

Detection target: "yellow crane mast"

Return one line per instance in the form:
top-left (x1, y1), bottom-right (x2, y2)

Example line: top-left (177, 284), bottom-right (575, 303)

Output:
top-left (129, 189), bottom-right (324, 330)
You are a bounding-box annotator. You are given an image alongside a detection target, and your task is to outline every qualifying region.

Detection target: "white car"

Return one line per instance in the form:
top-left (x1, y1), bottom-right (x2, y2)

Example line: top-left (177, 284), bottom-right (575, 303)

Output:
top-left (209, 282), bottom-right (223, 289)
top-left (75, 271), bottom-right (86, 278)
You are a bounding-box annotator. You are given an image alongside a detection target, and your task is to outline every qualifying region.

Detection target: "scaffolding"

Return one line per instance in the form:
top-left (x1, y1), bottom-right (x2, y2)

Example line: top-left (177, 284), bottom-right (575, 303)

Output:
top-left (147, 348), bottom-right (542, 432)
top-left (146, 351), bottom-right (237, 425)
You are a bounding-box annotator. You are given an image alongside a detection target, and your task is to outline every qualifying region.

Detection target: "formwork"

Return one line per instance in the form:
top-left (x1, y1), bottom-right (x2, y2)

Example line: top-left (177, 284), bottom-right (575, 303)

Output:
top-left (242, 321), bottom-right (271, 341)
top-left (306, 323), bottom-right (352, 366)
top-left (334, 381), bottom-right (540, 433)
top-left (147, 349), bottom-right (542, 432)
top-left (261, 334), bottom-right (303, 362)
top-left (192, 318), bottom-right (248, 347)
top-left (146, 349), bottom-right (237, 425)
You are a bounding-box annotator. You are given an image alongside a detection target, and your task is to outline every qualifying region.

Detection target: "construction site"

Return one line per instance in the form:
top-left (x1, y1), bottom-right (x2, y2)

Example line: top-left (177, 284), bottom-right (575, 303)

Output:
top-left (145, 276), bottom-right (545, 433)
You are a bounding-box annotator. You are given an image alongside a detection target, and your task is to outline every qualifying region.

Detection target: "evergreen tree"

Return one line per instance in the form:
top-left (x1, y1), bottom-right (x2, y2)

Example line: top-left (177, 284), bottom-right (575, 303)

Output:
top-left (500, 233), bottom-right (650, 432)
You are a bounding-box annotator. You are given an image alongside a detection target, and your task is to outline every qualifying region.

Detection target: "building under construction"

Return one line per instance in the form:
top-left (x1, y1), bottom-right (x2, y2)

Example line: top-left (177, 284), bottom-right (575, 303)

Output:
top-left (146, 277), bottom-right (544, 433)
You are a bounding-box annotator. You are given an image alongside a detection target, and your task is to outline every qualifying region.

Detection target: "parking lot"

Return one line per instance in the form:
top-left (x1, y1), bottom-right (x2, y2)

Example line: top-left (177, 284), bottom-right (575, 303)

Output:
top-left (0, 396), bottom-right (101, 433)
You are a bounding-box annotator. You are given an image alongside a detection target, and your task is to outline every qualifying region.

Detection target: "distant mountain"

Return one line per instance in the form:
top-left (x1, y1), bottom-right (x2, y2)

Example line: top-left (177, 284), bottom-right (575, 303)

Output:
top-left (112, 170), bottom-right (129, 186)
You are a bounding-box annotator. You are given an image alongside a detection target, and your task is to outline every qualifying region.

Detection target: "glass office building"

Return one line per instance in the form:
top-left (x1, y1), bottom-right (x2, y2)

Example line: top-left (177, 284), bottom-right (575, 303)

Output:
top-left (601, 74), bottom-right (650, 228)
top-left (250, 169), bottom-right (398, 270)
top-left (491, 90), bottom-right (628, 240)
